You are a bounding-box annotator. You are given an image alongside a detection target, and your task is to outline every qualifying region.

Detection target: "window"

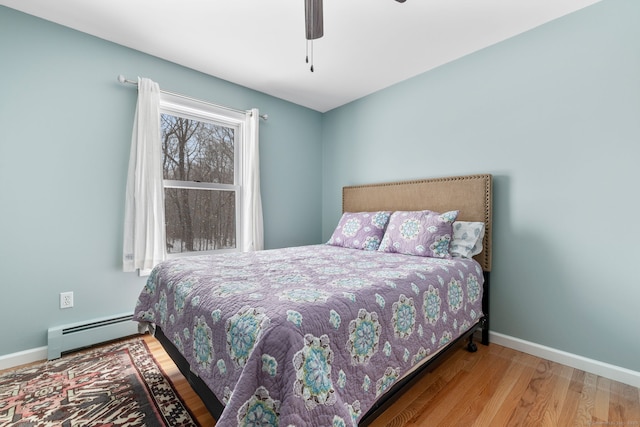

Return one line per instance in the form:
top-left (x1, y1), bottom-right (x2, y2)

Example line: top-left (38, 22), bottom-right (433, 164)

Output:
top-left (160, 93), bottom-right (245, 256)
top-left (123, 78), bottom-right (262, 274)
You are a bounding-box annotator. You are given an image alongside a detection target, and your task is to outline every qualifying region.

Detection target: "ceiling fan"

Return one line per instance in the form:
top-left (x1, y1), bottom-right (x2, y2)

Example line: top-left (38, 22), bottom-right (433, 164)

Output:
top-left (304, 0), bottom-right (407, 71)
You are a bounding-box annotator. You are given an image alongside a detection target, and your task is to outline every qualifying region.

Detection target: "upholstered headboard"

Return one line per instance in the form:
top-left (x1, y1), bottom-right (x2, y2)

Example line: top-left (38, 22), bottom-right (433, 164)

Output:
top-left (342, 174), bottom-right (492, 272)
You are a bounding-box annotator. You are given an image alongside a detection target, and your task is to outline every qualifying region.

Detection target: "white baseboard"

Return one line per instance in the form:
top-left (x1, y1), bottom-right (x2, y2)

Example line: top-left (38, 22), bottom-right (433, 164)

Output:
top-left (0, 346), bottom-right (48, 371)
top-left (490, 331), bottom-right (640, 388)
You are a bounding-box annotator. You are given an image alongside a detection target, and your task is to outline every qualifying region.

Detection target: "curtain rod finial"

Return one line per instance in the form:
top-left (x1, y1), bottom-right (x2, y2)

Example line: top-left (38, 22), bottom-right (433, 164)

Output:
top-left (117, 75), bottom-right (126, 84)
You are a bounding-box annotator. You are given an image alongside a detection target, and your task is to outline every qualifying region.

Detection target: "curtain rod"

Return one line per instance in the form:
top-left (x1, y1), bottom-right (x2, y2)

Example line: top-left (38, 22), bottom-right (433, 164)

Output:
top-left (117, 75), bottom-right (268, 121)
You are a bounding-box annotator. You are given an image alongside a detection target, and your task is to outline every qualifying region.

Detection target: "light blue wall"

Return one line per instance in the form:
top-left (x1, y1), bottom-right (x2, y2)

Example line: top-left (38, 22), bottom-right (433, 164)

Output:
top-left (0, 7), bottom-right (322, 355)
top-left (322, 0), bottom-right (640, 372)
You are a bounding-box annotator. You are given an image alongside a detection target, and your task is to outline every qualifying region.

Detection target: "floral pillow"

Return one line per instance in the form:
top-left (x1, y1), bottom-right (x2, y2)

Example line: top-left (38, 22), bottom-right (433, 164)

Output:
top-left (327, 211), bottom-right (392, 251)
top-left (450, 221), bottom-right (485, 258)
top-left (378, 210), bottom-right (458, 258)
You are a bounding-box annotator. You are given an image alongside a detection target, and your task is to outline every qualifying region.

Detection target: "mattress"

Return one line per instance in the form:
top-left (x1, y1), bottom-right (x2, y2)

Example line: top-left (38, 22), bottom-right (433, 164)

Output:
top-left (133, 244), bottom-right (484, 426)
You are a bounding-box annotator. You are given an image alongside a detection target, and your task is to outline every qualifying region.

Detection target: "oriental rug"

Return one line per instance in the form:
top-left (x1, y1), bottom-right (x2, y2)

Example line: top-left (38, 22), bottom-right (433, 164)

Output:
top-left (0, 337), bottom-right (199, 426)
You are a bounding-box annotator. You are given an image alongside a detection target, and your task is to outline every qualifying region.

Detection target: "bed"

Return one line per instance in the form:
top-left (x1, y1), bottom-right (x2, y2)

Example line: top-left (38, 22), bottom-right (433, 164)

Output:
top-left (133, 173), bottom-right (493, 426)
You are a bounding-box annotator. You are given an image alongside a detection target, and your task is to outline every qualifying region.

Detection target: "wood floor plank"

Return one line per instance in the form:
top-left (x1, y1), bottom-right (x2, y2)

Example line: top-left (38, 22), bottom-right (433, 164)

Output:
top-left (487, 352), bottom-right (540, 426)
top-left (609, 380), bottom-right (627, 423)
top-left (408, 345), bottom-right (509, 426)
top-left (440, 347), bottom-right (512, 426)
top-left (521, 360), bottom-right (564, 426)
top-left (575, 372), bottom-right (598, 426)
top-left (593, 376), bottom-right (612, 423)
top-left (557, 368), bottom-right (587, 427)
top-left (470, 349), bottom-right (531, 426)
top-left (618, 381), bottom-right (640, 423)
top-left (501, 358), bottom-right (555, 426)
top-left (408, 370), bottom-right (469, 426)
top-left (540, 363), bottom-right (574, 426)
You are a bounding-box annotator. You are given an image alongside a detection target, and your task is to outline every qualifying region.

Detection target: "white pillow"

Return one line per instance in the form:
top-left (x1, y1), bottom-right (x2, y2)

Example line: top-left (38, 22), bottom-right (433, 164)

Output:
top-left (450, 221), bottom-right (485, 258)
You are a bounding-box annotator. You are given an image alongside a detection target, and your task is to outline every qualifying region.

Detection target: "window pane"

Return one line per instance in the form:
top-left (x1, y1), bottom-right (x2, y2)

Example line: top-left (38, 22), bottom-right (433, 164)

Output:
top-left (164, 188), bottom-right (236, 253)
top-left (161, 114), bottom-right (235, 184)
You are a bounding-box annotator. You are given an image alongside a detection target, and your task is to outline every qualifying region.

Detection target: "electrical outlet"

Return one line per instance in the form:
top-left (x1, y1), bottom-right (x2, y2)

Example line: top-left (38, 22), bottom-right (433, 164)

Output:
top-left (60, 292), bottom-right (74, 309)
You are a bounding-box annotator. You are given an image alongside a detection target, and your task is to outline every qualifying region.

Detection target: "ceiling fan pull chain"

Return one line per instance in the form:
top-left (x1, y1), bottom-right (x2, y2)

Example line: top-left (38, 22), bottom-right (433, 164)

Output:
top-left (310, 40), bottom-right (314, 72)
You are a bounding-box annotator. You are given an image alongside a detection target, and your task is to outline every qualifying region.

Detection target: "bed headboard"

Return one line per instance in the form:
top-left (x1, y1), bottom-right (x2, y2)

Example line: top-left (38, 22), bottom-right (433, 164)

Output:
top-left (342, 174), bottom-right (492, 272)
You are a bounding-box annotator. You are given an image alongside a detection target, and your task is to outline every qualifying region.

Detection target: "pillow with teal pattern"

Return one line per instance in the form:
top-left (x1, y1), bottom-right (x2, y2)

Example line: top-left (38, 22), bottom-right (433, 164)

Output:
top-left (450, 221), bottom-right (485, 258)
top-left (327, 211), bottom-right (392, 251)
top-left (378, 210), bottom-right (458, 258)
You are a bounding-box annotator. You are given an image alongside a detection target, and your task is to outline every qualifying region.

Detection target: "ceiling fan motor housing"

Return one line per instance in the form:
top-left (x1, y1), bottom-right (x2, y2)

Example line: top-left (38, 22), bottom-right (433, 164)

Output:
top-left (305, 0), bottom-right (324, 40)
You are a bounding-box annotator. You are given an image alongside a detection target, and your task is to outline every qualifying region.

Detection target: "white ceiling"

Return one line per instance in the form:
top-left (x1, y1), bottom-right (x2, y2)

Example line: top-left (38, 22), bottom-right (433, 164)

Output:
top-left (2, 0), bottom-right (600, 112)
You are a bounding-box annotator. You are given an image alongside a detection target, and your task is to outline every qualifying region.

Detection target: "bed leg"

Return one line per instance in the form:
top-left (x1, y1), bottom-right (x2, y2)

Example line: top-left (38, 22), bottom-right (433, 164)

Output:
top-left (481, 316), bottom-right (489, 346)
top-left (467, 333), bottom-right (478, 353)
top-left (481, 271), bottom-right (490, 346)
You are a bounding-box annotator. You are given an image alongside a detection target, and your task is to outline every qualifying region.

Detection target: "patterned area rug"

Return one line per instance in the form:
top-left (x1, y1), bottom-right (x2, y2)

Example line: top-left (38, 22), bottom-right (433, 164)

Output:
top-left (0, 337), bottom-right (199, 426)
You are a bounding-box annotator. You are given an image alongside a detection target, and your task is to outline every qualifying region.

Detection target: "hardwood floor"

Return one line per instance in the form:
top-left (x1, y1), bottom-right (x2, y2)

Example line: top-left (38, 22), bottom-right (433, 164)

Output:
top-left (143, 334), bottom-right (640, 426)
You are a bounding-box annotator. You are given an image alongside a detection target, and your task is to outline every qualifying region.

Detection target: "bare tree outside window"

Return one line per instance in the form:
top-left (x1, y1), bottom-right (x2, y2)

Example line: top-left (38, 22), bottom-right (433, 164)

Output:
top-left (161, 114), bottom-right (237, 253)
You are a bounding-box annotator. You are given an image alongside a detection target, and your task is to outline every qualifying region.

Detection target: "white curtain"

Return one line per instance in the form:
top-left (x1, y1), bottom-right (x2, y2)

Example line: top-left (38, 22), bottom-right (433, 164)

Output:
top-left (122, 78), bottom-right (166, 272)
top-left (240, 108), bottom-right (264, 251)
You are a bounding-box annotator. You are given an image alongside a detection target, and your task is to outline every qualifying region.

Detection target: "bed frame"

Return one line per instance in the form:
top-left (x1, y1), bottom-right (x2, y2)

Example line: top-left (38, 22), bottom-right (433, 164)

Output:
top-left (153, 173), bottom-right (493, 426)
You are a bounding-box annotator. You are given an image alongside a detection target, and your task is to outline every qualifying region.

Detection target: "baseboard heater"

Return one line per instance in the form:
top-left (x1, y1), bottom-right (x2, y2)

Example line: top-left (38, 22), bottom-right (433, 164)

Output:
top-left (47, 313), bottom-right (139, 360)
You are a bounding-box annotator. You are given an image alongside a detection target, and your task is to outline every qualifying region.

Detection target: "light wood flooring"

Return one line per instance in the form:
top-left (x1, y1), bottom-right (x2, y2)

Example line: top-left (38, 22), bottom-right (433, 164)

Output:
top-left (144, 334), bottom-right (640, 426)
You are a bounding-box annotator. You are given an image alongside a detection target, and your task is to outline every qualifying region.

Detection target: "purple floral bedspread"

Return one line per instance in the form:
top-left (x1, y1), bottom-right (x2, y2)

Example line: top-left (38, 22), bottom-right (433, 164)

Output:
top-left (133, 244), bottom-right (484, 426)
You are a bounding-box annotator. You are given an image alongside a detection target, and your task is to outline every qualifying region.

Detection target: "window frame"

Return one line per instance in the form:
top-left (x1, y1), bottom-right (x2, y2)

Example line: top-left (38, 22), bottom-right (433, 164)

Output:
top-left (159, 92), bottom-right (245, 258)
